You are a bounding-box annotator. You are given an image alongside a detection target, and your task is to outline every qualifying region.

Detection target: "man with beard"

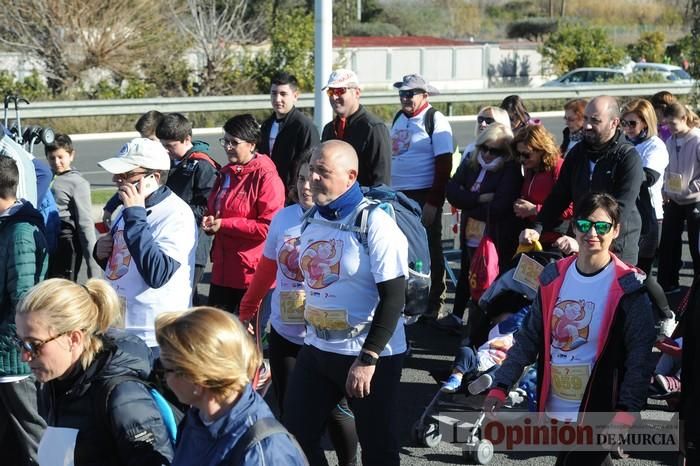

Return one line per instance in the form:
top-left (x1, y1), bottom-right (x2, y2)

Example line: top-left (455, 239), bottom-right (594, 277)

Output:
top-left (520, 95), bottom-right (643, 265)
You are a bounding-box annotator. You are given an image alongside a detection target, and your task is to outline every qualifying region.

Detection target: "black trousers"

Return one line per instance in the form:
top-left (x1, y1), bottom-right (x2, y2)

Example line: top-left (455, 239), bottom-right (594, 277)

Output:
top-left (657, 201), bottom-right (700, 290)
top-left (283, 345), bottom-right (404, 466)
top-left (207, 283), bottom-right (245, 314)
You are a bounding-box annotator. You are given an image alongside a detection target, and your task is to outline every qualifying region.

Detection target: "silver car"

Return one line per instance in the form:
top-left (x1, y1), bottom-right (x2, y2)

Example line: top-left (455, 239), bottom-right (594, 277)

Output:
top-left (541, 67), bottom-right (627, 87)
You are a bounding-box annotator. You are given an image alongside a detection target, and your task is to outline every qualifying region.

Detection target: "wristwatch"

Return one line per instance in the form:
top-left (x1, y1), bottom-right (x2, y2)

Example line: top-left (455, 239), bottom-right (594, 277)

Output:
top-left (357, 351), bottom-right (378, 366)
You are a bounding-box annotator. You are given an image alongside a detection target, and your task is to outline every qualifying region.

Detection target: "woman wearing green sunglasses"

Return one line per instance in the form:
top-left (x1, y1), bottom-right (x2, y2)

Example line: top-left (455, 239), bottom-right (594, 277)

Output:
top-left (483, 192), bottom-right (656, 464)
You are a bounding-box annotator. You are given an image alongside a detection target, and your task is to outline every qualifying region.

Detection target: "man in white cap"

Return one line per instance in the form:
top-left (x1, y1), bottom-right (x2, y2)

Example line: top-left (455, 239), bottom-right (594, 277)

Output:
top-left (93, 138), bottom-right (196, 352)
top-left (321, 68), bottom-right (392, 187)
top-left (390, 73), bottom-right (454, 322)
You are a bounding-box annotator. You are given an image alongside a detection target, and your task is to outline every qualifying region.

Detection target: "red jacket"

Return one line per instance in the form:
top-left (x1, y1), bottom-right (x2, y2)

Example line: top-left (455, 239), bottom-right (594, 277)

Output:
top-left (520, 158), bottom-right (572, 245)
top-left (207, 154), bottom-right (285, 289)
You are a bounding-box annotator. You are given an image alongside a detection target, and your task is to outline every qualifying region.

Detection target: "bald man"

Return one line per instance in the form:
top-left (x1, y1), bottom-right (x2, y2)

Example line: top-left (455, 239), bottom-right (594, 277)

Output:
top-left (283, 140), bottom-right (408, 465)
top-left (520, 95), bottom-right (644, 265)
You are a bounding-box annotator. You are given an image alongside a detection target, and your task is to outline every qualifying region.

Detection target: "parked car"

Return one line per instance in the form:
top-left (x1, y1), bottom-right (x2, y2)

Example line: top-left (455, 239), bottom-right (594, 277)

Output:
top-left (631, 63), bottom-right (693, 85)
top-left (541, 67), bottom-right (627, 87)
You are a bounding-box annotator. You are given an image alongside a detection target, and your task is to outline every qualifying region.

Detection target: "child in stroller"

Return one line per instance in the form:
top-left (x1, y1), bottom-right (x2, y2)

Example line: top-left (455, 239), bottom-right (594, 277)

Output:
top-left (442, 250), bottom-right (562, 396)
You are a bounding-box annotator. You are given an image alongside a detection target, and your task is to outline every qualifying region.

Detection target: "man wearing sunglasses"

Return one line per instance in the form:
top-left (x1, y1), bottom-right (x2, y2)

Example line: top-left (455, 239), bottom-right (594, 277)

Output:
top-left (486, 193), bottom-right (656, 464)
top-left (0, 155), bottom-right (48, 465)
top-left (520, 95), bottom-right (643, 266)
top-left (94, 138), bottom-right (197, 355)
top-left (321, 69), bottom-right (392, 187)
top-left (390, 73), bottom-right (453, 318)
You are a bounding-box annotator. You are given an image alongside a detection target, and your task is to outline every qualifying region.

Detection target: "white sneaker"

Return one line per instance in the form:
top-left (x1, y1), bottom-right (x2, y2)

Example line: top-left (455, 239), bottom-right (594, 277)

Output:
top-left (467, 373), bottom-right (493, 395)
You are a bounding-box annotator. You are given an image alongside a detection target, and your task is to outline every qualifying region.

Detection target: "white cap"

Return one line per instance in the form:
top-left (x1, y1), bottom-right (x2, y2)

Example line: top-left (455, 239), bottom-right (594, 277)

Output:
top-left (98, 138), bottom-right (171, 174)
top-left (322, 69), bottom-right (361, 90)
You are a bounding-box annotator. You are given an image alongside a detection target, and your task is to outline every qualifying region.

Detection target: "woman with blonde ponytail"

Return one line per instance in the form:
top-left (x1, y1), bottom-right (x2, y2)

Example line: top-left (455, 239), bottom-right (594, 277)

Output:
top-left (155, 306), bottom-right (307, 466)
top-left (14, 278), bottom-right (174, 465)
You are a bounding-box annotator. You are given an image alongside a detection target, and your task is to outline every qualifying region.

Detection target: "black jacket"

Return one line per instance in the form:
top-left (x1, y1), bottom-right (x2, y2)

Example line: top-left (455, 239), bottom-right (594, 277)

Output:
top-left (38, 337), bottom-right (174, 466)
top-left (446, 158), bottom-right (523, 264)
top-left (682, 278), bottom-right (700, 458)
top-left (321, 105), bottom-right (392, 187)
top-left (259, 107), bottom-right (319, 193)
top-left (167, 141), bottom-right (219, 266)
top-left (535, 130), bottom-right (643, 265)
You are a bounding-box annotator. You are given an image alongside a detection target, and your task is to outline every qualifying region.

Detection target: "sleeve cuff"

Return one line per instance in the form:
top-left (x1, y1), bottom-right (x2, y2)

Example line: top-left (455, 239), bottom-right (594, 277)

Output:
top-left (611, 410), bottom-right (637, 427)
top-left (486, 388), bottom-right (508, 402)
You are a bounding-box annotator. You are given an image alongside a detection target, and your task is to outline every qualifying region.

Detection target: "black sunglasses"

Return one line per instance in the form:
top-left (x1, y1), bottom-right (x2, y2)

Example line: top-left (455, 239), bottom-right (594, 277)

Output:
top-left (620, 119), bottom-right (640, 129)
top-left (15, 332), bottom-right (67, 358)
top-left (399, 89), bottom-right (424, 99)
top-left (574, 219), bottom-right (614, 235)
top-left (477, 116), bottom-right (495, 125)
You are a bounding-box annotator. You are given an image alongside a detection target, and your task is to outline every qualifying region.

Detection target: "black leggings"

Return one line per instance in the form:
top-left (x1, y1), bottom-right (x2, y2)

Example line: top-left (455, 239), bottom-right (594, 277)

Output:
top-left (269, 328), bottom-right (359, 466)
top-left (207, 284), bottom-right (245, 314)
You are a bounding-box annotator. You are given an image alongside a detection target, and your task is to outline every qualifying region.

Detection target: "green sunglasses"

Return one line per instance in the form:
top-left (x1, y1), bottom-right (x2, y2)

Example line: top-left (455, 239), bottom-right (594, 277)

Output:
top-left (574, 219), bottom-right (614, 235)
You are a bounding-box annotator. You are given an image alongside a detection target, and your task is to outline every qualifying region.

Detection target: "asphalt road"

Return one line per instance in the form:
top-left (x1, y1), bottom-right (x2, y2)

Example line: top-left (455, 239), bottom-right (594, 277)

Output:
top-left (68, 113), bottom-right (690, 465)
top-left (61, 114), bottom-right (567, 189)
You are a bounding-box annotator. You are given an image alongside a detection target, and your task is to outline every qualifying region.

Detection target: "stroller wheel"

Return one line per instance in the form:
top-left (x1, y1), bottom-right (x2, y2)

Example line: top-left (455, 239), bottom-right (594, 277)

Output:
top-left (412, 420), bottom-right (442, 448)
top-left (465, 439), bottom-right (493, 464)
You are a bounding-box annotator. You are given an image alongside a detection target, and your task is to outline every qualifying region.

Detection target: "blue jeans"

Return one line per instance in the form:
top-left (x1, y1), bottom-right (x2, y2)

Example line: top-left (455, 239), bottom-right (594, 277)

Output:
top-left (453, 345), bottom-right (479, 376)
top-left (282, 345), bottom-right (404, 466)
top-left (0, 376), bottom-right (47, 466)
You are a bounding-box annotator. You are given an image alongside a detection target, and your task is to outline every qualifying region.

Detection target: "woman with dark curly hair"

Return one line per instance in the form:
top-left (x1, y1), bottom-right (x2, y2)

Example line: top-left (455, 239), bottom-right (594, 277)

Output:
top-left (203, 114), bottom-right (285, 313)
top-left (513, 124), bottom-right (572, 250)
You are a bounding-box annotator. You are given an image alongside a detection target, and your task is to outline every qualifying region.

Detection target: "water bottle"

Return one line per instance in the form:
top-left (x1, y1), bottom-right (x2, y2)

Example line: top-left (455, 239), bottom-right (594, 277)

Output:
top-left (415, 260), bottom-right (423, 274)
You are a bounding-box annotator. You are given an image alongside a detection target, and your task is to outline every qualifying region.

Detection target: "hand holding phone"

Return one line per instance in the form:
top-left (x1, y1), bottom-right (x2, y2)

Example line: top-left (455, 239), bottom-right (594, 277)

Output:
top-left (119, 174), bottom-right (158, 208)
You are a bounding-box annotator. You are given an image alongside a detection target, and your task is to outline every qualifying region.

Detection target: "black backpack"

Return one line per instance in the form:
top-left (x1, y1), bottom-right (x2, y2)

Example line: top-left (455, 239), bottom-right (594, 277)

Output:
top-left (392, 107), bottom-right (438, 142)
top-left (301, 184), bottom-right (431, 317)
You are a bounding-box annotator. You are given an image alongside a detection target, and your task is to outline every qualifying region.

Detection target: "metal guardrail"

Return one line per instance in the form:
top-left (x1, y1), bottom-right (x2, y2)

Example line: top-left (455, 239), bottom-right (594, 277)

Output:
top-left (15, 83), bottom-right (694, 119)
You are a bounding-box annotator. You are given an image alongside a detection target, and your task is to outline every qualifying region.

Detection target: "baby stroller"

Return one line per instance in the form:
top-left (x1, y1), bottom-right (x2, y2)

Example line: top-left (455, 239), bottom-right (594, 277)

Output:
top-left (412, 248), bottom-right (562, 464)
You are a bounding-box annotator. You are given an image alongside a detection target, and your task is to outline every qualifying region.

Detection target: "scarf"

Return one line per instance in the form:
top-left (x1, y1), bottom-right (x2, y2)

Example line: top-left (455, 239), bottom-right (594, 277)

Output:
top-left (316, 182), bottom-right (364, 220)
top-left (477, 152), bottom-right (504, 172)
top-left (626, 128), bottom-right (649, 146)
top-left (334, 117), bottom-right (347, 139)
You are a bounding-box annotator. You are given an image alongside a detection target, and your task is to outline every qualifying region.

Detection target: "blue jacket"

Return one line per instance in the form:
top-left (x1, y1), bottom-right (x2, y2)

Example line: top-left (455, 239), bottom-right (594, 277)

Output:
top-left (173, 384), bottom-right (307, 466)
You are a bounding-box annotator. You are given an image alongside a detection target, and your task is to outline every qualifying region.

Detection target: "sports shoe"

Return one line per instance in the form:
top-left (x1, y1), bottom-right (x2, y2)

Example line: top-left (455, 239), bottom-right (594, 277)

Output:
top-left (441, 373), bottom-right (464, 393)
top-left (654, 374), bottom-right (681, 396)
top-left (467, 373), bottom-right (493, 395)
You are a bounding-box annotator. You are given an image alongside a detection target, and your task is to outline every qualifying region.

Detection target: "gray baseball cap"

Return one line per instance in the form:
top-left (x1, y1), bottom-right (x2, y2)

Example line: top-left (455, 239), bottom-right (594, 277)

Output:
top-left (393, 74), bottom-right (440, 95)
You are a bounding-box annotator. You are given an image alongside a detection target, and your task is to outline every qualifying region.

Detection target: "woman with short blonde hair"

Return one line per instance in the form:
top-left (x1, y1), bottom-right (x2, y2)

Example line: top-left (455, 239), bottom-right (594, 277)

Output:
top-left (461, 106), bottom-right (512, 161)
top-left (15, 278), bottom-right (173, 465)
top-left (155, 306), bottom-right (307, 466)
top-left (444, 122), bottom-right (523, 327)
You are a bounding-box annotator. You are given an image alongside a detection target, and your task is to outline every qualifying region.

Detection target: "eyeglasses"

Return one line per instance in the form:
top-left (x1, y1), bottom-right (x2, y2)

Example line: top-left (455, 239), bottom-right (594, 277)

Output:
top-left (574, 219), bottom-right (614, 235)
top-left (480, 145), bottom-right (501, 155)
top-left (119, 170), bottom-right (151, 180)
top-left (219, 137), bottom-right (244, 148)
top-left (620, 119), bottom-right (640, 129)
top-left (399, 89), bottom-right (424, 99)
top-left (326, 87), bottom-right (349, 97)
top-left (477, 116), bottom-right (495, 125)
top-left (15, 333), bottom-right (67, 358)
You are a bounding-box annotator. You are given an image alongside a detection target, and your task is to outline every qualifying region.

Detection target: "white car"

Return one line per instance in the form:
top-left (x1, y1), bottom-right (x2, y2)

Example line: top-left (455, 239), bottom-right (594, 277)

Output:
top-left (632, 63), bottom-right (693, 84)
top-left (541, 68), bottom-right (627, 87)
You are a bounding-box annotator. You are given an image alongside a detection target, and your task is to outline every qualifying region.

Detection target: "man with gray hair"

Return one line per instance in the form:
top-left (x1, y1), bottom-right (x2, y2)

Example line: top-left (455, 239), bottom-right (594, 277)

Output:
top-left (520, 95), bottom-right (643, 265)
top-left (321, 69), bottom-right (392, 187)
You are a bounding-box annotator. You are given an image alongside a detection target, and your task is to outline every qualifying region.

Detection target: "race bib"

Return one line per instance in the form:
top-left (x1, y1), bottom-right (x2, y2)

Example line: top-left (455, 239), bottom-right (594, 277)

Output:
top-left (465, 218), bottom-right (486, 244)
top-left (305, 305), bottom-right (350, 330)
top-left (279, 290), bottom-right (305, 324)
top-left (551, 364), bottom-right (590, 401)
top-left (513, 254), bottom-right (545, 292)
top-left (666, 173), bottom-right (683, 194)
top-left (38, 426), bottom-right (79, 466)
